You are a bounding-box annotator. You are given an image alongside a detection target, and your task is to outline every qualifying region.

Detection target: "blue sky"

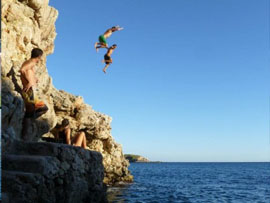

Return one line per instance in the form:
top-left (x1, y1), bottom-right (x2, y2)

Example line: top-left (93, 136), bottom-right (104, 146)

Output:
top-left (47, 0), bottom-right (269, 162)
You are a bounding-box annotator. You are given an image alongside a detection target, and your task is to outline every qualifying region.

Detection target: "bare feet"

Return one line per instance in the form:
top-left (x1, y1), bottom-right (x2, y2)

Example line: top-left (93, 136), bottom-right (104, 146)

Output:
top-left (116, 25), bottom-right (124, 30)
top-left (94, 43), bottom-right (99, 52)
top-left (103, 69), bottom-right (106, 74)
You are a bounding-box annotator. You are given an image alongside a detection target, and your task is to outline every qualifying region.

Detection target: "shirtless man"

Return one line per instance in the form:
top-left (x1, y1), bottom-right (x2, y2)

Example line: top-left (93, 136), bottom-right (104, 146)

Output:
top-left (94, 25), bottom-right (123, 52)
top-left (102, 44), bottom-right (117, 74)
top-left (20, 48), bottom-right (48, 119)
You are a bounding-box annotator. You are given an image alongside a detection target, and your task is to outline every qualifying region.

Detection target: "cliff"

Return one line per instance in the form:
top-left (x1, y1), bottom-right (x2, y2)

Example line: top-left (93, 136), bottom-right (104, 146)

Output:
top-left (125, 154), bottom-right (150, 162)
top-left (2, 0), bottom-right (132, 201)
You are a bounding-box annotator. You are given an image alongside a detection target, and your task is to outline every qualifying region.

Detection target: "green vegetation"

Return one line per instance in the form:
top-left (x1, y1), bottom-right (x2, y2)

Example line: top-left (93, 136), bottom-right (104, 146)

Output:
top-left (124, 154), bottom-right (142, 162)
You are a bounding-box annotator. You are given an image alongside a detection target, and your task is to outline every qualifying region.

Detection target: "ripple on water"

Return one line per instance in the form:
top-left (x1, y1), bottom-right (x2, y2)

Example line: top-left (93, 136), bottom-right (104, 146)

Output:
top-left (107, 162), bottom-right (270, 203)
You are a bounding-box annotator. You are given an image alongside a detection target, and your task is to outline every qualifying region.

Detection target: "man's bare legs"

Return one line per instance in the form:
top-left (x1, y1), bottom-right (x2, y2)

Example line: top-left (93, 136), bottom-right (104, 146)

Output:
top-left (102, 58), bottom-right (112, 74)
top-left (34, 105), bottom-right (48, 119)
top-left (73, 131), bottom-right (87, 149)
top-left (103, 64), bottom-right (110, 74)
top-left (95, 43), bottom-right (108, 52)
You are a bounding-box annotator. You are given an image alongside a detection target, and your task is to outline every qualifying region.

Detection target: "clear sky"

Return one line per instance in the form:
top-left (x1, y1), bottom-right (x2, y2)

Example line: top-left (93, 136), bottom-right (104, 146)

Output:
top-left (47, 0), bottom-right (269, 162)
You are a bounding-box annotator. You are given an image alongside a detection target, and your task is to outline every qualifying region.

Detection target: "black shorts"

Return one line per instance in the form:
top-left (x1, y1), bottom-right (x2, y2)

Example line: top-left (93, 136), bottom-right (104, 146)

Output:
top-left (104, 54), bottom-right (111, 64)
top-left (41, 137), bottom-right (57, 143)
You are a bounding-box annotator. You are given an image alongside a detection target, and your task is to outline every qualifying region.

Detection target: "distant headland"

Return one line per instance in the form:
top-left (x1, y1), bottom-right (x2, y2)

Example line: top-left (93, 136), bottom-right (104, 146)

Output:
top-left (125, 154), bottom-right (161, 163)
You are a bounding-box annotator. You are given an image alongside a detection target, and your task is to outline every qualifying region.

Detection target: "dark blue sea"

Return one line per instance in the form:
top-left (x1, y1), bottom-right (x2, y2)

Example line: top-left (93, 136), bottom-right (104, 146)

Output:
top-left (107, 162), bottom-right (270, 203)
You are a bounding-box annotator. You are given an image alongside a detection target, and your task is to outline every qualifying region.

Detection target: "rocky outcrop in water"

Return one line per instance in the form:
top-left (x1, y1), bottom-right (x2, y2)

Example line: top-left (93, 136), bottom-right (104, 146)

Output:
top-left (125, 154), bottom-right (150, 162)
top-left (1, 0), bottom-right (132, 201)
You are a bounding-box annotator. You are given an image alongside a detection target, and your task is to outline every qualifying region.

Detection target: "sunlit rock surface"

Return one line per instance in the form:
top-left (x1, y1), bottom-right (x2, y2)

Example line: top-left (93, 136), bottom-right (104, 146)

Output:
top-left (2, 0), bottom-right (132, 202)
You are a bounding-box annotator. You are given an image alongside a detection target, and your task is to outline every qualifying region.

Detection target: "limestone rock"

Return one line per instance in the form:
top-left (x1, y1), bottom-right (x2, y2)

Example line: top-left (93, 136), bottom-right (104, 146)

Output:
top-left (51, 91), bottom-right (133, 185)
top-left (2, 0), bottom-right (132, 187)
top-left (2, 0), bottom-right (58, 139)
top-left (2, 77), bottom-right (24, 140)
top-left (2, 140), bottom-right (107, 203)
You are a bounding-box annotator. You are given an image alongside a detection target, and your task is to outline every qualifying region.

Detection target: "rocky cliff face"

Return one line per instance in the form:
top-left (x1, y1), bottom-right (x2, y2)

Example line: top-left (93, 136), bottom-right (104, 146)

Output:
top-left (2, 0), bottom-right (132, 191)
top-left (49, 90), bottom-right (133, 185)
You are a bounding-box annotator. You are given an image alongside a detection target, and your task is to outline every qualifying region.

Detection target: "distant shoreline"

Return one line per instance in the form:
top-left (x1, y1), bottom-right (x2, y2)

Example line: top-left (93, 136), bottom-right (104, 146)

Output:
top-left (130, 161), bottom-right (269, 163)
top-left (130, 161), bottom-right (162, 163)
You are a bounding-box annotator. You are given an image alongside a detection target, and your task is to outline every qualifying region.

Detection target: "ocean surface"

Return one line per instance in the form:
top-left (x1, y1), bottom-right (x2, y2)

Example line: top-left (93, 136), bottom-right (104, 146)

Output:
top-left (107, 162), bottom-right (270, 203)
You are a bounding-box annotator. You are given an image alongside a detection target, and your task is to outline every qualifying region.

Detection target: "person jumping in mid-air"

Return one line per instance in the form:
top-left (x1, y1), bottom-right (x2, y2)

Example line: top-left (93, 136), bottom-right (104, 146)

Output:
top-left (102, 44), bottom-right (117, 73)
top-left (94, 25), bottom-right (123, 52)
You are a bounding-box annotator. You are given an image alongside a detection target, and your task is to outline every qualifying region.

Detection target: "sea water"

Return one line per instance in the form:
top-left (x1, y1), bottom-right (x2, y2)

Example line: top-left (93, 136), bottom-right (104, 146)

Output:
top-left (107, 162), bottom-right (270, 203)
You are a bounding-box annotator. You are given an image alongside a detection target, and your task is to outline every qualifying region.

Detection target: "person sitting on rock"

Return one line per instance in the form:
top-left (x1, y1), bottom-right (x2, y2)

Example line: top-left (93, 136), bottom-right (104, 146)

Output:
top-left (94, 25), bottom-right (123, 52)
top-left (56, 119), bottom-right (71, 144)
top-left (102, 44), bottom-right (117, 74)
top-left (57, 119), bottom-right (88, 149)
top-left (20, 48), bottom-right (48, 119)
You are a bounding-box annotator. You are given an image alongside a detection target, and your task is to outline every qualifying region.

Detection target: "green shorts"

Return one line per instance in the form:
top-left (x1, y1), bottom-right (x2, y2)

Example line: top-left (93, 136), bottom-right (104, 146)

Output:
top-left (98, 35), bottom-right (107, 44)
